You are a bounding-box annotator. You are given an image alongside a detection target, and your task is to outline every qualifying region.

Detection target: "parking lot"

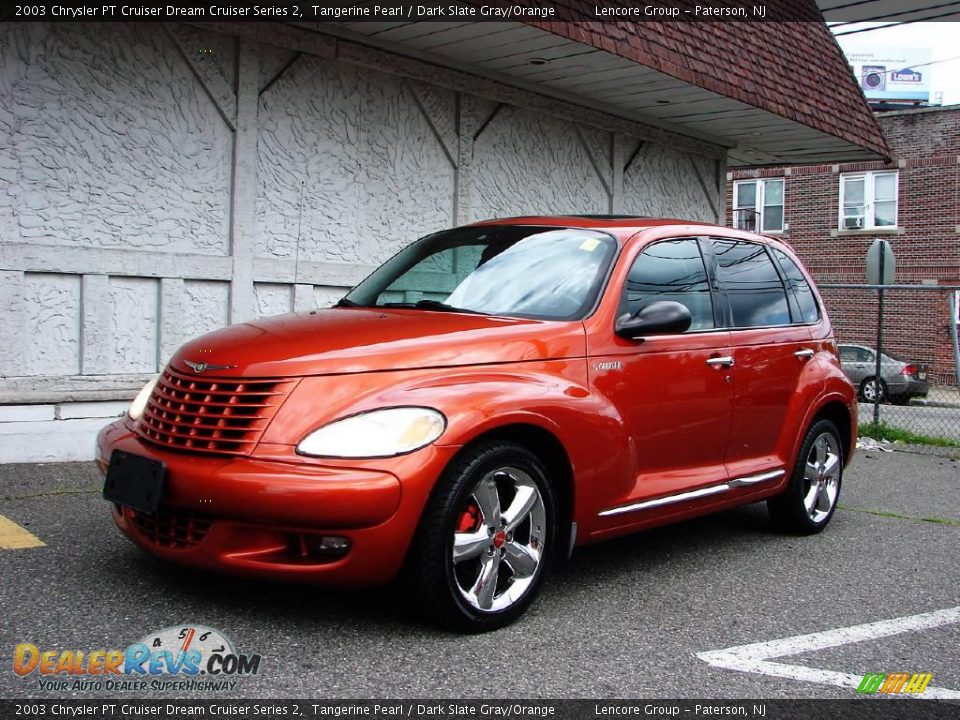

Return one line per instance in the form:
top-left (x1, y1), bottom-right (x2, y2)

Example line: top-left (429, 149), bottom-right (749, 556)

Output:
top-left (1, 448), bottom-right (958, 700)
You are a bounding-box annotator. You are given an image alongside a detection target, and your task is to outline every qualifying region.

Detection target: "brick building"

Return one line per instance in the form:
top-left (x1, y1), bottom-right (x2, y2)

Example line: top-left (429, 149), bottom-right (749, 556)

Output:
top-left (727, 105), bottom-right (960, 386)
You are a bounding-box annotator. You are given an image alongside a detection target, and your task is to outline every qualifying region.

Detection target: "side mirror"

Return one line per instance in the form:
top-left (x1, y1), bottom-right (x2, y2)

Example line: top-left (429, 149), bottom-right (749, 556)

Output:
top-left (615, 300), bottom-right (692, 340)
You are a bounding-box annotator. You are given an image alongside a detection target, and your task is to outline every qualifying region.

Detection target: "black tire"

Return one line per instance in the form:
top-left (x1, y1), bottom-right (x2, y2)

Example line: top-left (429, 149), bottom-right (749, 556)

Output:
top-left (768, 419), bottom-right (843, 535)
top-left (403, 440), bottom-right (557, 632)
top-left (859, 377), bottom-right (887, 404)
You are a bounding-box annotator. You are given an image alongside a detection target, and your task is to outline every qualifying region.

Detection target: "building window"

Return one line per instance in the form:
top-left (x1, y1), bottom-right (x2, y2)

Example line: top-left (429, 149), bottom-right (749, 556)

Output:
top-left (839, 171), bottom-right (898, 230)
top-left (733, 179), bottom-right (784, 233)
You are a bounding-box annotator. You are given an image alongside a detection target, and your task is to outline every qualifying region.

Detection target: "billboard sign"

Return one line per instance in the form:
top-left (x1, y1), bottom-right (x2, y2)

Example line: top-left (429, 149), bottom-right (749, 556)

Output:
top-left (842, 46), bottom-right (931, 103)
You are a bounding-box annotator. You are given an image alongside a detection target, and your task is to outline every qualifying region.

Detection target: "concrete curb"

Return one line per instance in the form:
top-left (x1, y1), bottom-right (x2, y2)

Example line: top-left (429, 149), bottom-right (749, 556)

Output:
top-left (911, 399), bottom-right (960, 410)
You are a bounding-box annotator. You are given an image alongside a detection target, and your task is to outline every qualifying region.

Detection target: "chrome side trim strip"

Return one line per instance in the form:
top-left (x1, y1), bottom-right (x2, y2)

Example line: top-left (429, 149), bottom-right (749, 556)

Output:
top-left (598, 483), bottom-right (729, 517)
top-left (597, 468), bottom-right (785, 517)
top-left (727, 468), bottom-right (786, 488)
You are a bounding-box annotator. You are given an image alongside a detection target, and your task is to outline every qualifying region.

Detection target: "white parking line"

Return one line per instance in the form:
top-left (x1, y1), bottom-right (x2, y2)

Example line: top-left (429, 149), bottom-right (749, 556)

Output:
top-left (697, 606), bottom-right (960, 699)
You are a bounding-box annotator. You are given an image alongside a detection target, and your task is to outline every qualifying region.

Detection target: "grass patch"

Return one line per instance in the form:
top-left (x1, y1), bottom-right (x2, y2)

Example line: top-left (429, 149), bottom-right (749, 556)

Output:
top-left (858, 421), bottom-right (960, 448)
top-left (838, 504), bottom-right (960, 527)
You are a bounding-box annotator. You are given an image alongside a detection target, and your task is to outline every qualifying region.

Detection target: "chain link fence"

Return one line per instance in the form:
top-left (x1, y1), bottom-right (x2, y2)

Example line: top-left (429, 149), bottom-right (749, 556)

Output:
top-left (818, 283), bottom-right (960, 447)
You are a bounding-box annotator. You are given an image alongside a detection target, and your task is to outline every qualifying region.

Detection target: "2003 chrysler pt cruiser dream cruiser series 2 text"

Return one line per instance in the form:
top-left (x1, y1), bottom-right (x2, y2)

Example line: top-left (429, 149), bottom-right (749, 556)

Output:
top-left (98, 216), bottom-right (857, 631)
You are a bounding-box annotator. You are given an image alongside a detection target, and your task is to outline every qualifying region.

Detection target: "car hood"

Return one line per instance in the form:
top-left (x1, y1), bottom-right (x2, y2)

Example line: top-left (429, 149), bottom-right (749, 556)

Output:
top-left (168, 308), bottom-right (586, 378)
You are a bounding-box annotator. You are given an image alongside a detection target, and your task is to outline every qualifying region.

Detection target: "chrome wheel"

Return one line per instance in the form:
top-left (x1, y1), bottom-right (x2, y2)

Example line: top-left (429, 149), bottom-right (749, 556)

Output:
top-left (451, 467), bottom-right (546, 613)
top-left (803, 432), bottom-right (841, 524)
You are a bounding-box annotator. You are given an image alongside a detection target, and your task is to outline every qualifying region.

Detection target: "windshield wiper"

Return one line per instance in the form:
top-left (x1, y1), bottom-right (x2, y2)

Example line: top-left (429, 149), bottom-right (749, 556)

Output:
top-left (334, 298), bottom-right (360, 308)
top-left (379, 299), bottom-right (487, 315)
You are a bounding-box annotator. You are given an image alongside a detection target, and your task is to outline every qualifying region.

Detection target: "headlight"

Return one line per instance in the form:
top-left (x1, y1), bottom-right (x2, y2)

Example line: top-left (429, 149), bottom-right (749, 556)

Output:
top-left (128, 376), bottom-right (159, 421)
top-left (296, 407), bottom-right (446, 458)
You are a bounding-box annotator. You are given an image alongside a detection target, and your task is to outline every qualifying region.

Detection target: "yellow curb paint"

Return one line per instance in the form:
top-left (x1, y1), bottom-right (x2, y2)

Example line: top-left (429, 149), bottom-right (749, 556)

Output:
top-left (0, 514), bottom-right (45, 550)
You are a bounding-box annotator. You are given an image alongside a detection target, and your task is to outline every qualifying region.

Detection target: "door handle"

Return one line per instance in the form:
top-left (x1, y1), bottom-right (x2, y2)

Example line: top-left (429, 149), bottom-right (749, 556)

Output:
top-left (795, 349), bottom-right (815, 359)
top-left (706, 356), bottom-right (735, 368)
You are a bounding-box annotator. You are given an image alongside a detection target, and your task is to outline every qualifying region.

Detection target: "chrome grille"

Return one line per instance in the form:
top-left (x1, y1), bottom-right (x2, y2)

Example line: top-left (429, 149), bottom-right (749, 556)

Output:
top-left (134, 368), bottom-right (294, 456)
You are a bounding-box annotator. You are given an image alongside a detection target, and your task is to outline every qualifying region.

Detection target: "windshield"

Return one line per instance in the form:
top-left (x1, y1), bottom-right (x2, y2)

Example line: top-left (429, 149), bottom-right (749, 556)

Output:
top-left (344, 226), bottom-right (618, 320)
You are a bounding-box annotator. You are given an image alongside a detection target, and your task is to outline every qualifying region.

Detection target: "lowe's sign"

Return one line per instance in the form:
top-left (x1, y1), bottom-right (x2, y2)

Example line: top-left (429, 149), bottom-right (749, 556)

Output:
top-left (840, 45), bottom-right (931, 103)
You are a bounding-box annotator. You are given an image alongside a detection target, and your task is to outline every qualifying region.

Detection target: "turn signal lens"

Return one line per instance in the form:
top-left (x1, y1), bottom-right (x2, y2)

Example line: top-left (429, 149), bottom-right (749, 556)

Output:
top-left (128, 376), bottom-right (159, 421)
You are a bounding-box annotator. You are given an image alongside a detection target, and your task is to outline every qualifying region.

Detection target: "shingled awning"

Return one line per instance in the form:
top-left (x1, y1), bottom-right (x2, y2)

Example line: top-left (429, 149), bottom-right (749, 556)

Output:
top-left (321, 2), bottom-right (888, 166)
top-left (522, 12), bottom-right (890, 164)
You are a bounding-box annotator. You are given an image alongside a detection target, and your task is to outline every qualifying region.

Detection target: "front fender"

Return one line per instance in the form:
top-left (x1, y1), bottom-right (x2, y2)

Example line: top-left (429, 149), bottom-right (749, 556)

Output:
top-left (260, 361), bottom-right (635, 529)
top-left (421, 363), bottom-right (635, 532)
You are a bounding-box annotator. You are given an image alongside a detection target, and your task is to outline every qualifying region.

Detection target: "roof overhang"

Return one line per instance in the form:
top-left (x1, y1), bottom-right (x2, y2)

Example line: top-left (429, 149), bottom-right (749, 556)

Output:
top-left (290, 19), bottom-right (887, 167)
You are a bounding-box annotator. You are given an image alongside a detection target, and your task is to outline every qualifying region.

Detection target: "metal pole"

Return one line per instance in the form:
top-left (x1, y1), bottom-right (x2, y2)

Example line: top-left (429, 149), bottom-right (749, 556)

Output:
top-left (873, 250), bottom-right (885, 425)
top-left (950, 291), bottom-right (960, 398)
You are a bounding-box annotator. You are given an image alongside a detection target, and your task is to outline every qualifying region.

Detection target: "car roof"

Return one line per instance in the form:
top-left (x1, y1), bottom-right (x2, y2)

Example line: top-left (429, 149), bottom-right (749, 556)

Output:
top-left (468, 215), bottom-right (716, 230)
top-left (465, 215), bottom-right (786, 246)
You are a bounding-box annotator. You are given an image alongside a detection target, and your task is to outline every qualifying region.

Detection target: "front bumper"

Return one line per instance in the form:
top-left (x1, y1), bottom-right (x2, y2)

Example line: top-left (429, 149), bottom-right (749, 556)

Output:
top-left (96, 420), bottom-right (457, 587)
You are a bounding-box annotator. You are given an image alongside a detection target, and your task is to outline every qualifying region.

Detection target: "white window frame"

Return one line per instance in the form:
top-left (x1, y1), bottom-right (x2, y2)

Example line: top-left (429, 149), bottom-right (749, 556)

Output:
top-left (733, 179), bottom-right (784, 233)
top-left (838, 170), bottom-right (898, 231)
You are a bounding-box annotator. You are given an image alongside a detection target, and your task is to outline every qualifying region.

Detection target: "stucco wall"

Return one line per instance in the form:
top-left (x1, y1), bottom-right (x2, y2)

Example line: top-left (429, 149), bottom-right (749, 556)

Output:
top-left (470, 106), bottom-right (608, 220)
top-left (0, 21), bottom-right (722, 461)
top-left (0, 24), bottom-right (233, 257)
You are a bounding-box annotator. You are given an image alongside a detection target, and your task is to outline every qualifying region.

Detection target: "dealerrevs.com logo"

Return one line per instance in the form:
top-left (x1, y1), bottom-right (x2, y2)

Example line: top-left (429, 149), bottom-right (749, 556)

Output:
top-left (14, 625), bottom-right (262, 692)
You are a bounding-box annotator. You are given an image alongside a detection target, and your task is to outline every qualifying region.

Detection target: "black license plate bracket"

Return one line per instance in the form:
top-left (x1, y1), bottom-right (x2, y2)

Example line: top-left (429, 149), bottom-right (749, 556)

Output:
top-left (102, 450), bottom-right (166, 514)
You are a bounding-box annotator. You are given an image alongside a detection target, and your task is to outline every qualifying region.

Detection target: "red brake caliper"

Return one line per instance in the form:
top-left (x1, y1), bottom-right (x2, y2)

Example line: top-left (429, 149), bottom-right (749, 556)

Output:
top-left (457, 503), bottom-right (481, 533)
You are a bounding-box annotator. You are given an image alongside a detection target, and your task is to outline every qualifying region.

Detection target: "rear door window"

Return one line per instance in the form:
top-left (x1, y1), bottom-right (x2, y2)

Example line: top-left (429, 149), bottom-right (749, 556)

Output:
top-left (711, 239), bottom-right (791, 328)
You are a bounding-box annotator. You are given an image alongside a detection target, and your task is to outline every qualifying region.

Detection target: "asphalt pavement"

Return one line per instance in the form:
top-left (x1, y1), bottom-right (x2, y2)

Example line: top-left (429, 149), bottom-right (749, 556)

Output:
top-left (0, 448), bottom-right (958, 700)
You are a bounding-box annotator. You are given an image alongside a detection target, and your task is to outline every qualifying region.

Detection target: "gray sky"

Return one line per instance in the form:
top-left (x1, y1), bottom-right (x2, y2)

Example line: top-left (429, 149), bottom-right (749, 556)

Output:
top-left (833, 22), bottom-right (960, 105)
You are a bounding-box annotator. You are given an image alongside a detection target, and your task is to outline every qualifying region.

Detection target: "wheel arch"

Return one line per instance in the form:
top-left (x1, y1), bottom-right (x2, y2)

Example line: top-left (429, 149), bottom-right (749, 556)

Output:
top-left (448, 423), bottom-right (576, 554)
top-left (810, 399), bottom-right (854, 466)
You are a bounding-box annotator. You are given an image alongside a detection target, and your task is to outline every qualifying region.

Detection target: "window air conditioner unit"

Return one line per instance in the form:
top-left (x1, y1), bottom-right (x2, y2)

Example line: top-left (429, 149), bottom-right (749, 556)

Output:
top-left (846, 217), bottom-right (864, 230)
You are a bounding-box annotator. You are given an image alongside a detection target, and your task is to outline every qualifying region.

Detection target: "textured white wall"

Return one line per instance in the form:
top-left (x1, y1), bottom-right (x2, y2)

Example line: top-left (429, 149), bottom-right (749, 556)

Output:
top-left (471, 106), bottom-right (609, 221)
top-left (255, 58), bottom-right (456, 265)
top-left (18, 273), bottom-right (82, 376)
top-left (0, 23), bottom-right (232, 255)
top-left (0, 22), bottom-right (722, 400)
top-left (254, 283), bottom-right (293, 319)
top-left (623, 144), bottom-right (720, 223)
top-left (107, 277), bottom-right (159, 374)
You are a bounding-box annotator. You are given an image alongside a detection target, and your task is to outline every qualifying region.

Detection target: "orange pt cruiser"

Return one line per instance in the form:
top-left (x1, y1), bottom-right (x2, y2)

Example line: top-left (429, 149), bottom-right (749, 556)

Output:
top-left (98, 216), bottom-right (857, 631)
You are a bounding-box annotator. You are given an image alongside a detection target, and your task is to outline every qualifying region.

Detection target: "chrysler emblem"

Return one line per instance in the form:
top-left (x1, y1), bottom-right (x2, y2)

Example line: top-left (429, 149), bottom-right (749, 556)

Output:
top-left (184, 360), bottom-right (236, 374)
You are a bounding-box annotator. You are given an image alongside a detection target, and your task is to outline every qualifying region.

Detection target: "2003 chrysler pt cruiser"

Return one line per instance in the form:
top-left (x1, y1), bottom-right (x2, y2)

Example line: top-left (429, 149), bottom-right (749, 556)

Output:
top-left (98, 216), bottom-right (857, 630)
